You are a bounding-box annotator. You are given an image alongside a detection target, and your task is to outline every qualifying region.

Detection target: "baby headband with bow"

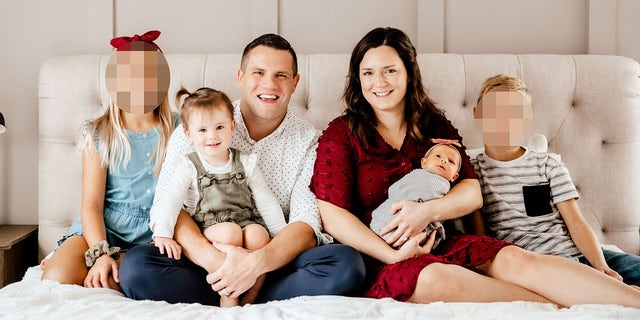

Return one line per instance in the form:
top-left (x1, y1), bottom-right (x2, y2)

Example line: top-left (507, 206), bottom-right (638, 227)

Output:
top-left (110, 30), bottom-right (162, 51)
top-left (430, 138), bottom-right (461, 148)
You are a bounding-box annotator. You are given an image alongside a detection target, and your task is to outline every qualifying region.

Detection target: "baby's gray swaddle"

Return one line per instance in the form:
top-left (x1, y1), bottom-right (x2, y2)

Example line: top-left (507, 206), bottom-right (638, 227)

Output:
top-left (370, 169), bottom-right (449, 248)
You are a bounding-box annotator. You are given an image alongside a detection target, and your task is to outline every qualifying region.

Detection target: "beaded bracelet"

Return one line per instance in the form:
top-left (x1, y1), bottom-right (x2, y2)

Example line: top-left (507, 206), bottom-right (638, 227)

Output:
top-left (84, 240), bottom-right (121, 268)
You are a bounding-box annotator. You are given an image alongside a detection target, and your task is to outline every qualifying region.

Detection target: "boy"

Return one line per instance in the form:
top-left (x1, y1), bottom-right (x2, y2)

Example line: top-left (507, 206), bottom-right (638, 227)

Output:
top-left (471, 74), bottom-right (640, 287)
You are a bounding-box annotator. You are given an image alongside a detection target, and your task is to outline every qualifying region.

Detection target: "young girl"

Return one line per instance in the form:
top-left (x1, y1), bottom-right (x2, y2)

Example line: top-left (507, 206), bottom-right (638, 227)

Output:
top-left (150, 87), bottom-right (286, 307)
top-left (41, 30), bottom-right (176, 291)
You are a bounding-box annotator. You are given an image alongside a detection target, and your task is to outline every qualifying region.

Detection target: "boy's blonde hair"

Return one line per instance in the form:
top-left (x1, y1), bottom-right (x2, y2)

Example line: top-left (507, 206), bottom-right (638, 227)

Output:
top-left (477, 74), bottom-right (531, 104)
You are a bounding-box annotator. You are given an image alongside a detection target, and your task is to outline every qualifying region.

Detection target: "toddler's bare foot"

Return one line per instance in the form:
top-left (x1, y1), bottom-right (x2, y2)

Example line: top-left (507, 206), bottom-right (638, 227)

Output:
top-left (220, 295), bottom-right (239, 308)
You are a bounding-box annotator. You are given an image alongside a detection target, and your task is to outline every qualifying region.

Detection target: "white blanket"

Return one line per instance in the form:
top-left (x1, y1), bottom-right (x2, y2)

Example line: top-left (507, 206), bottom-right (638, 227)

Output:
top-left (1, 267), bottom-right (639, 320)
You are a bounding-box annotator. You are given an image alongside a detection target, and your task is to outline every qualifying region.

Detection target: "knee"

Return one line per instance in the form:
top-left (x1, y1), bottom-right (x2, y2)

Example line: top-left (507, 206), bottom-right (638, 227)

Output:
top-left (205, 223), bottom-right (242, 246)
top-left (243, 225), bottom-right (269, 250)
top-left (324, 245), bottom-right (366, 295)
top-left (490, 245), bottom-right (539, 277)
top-left (41, 263), bottom-right (85, 285)
top-left (415, 263), bottom-right (461, 302)
top-left (119, 245), bottom-right (158, 296)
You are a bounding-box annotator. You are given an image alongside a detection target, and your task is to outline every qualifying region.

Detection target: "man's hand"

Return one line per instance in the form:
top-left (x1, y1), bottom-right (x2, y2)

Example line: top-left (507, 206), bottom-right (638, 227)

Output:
top-left (206, 242), bottom-right (263, 299)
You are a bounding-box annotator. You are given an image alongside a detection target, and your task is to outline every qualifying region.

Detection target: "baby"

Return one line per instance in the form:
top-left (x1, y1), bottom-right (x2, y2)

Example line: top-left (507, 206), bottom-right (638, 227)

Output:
top-left (370, 142), bottom-right (461, 249)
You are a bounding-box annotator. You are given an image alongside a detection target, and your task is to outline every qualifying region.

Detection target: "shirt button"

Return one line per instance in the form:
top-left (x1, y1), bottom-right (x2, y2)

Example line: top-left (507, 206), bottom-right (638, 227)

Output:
top-left (146, 189), bottom-right (151, 194)
top-left (143, 133), bottom-right (147, 138)
top-left (146, 152), bottom-right (151, 157)
top-left (142, 206), bottom-right (147, 210)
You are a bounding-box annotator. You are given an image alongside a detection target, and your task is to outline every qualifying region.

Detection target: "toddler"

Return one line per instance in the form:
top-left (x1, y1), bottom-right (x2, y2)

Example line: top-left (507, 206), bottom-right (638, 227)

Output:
top-left (150, 87), bottom-right (286, 306)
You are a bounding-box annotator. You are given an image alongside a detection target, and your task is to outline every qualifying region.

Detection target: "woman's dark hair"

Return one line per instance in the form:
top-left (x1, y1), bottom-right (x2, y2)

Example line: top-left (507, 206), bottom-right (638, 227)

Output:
top-left (343, 27), bottom-right (443, 148)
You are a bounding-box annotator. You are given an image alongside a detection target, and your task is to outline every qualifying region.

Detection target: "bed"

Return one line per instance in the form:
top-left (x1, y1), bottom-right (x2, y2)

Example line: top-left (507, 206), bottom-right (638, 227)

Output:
top-left (1, 53), bottom-right (639, 319)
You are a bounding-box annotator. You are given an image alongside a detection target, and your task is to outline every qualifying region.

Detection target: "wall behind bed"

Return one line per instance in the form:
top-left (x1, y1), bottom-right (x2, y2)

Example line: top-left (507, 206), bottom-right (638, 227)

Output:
top-left (0, 0), bottom-right (639, 225)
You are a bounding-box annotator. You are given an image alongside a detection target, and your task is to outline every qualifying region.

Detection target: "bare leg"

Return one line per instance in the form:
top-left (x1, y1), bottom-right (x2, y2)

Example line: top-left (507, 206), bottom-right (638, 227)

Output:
top-left (174, 209), bottom-right (225, 273)
top-left (485, 246), bottom-right (640, 307)
top-left (41, 236), bottom-right (88, 286)
top-left (408, 262), bottom-right (555, 304)
top-left (205, 223), bottom-right (243, 307)
top-left (41, 235), bottom-right (123, 291)
top-left (238, 224), bottom-right (270, 305)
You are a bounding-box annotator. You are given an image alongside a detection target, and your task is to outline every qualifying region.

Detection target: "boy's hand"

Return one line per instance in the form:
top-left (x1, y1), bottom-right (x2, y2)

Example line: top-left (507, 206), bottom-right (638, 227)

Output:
top-left (154, 236), bottom-right (182, 259)
top-left (597, 265), bottom-right (623, 282)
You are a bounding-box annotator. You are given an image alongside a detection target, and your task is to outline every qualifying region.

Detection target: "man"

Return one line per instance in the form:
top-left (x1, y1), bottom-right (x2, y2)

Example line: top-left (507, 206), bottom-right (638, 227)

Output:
top-left (119, 34), bottom-right (365, 305)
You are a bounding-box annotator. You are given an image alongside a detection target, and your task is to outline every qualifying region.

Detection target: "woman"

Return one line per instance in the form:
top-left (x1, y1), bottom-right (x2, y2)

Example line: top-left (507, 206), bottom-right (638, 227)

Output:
top-left (310, 27), bottom-right (640, 307)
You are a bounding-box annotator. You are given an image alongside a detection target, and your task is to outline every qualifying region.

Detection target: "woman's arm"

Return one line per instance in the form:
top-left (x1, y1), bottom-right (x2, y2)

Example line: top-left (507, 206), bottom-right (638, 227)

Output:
top-left (245, 156), bottom-right (287, 236)
top-left (381, 178), bottom-right (482, 243)
top-left (318, 200), bottom-right (432, 265)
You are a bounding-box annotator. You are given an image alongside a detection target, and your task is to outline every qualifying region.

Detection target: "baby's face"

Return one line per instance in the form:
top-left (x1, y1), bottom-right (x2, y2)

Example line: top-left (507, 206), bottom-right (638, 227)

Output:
top-left (421, 145), bottom-right (460, 182)
top-left (105, 42), bottom-right (170, 114)
top-left (474, 91), bottom-right (533, 147)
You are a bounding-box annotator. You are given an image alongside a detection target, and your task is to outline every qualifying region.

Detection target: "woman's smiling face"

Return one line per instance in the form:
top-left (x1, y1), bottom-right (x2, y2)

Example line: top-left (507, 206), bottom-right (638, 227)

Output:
top-left (359, 45), bottom-right (408, 115)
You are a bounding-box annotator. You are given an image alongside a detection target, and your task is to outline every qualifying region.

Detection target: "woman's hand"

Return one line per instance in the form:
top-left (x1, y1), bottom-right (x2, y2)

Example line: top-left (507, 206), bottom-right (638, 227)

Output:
top-left (392, 230), bottom-right (436, 264)
top-left (84, 254), bottom-right (119, 288)
top-left (381, 200), bottom-right (433, 247)
top-left (154, 236), bottom-right (182, 259)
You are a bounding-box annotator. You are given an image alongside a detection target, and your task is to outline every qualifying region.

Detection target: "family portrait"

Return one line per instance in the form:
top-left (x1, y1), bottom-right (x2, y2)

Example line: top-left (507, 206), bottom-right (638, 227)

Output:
top-left (1, 1), bottom-right (640, 319)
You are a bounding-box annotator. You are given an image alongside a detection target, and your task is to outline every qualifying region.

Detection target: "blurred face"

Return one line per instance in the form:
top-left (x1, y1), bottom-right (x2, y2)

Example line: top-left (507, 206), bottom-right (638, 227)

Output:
top-left (185, 107), bottom-right (236, 166)
top-left (359, 45), bottom-right (408, 115)
top-left (105, 43), bottom-right (170, 114)
top-left (474, 91), bottom-right (534, 147)
top-left (238, 45), bottom-right (300, 123)
top-left (421, 144), bottom-right (461, 182)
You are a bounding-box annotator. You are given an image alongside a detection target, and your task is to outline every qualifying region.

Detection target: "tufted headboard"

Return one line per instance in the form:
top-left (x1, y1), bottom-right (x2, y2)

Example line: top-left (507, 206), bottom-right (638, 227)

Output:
top-left (38, 54), bottom-right (640, 258)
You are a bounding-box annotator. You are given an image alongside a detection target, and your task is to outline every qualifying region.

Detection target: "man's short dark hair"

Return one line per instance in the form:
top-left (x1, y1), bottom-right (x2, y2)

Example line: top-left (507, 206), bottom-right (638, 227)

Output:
top-left (240, 34), bottom-right (298, 76)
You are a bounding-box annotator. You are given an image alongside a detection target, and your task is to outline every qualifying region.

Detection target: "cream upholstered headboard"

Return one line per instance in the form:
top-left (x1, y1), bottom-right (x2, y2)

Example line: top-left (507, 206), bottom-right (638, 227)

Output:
top-left (38, 54), bottom-right (640, 258)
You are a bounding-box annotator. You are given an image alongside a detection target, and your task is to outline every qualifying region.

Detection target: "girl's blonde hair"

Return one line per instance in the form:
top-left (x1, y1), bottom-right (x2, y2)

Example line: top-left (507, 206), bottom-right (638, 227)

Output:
top-left (82, 96), bottom-right (173, 176)
top-left (477, 74), bottom-right (531, 104)
top-left (176, 86), bottom-right (234, 131)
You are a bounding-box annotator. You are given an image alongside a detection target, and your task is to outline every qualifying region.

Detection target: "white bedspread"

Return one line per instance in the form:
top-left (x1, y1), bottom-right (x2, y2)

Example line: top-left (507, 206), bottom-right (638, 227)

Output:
top-left (1, 267), bottom-right (639, 320)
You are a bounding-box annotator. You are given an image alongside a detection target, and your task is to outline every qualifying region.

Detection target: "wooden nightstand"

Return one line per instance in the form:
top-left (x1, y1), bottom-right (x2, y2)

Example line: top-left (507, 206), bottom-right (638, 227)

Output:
top-left (0, 225), bottom-right (38, 288)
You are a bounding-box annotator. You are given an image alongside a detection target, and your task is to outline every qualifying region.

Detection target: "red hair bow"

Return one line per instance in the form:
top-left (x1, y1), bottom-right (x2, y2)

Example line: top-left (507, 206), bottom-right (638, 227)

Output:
top-left (110, 30), bottom-right (161, 50)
